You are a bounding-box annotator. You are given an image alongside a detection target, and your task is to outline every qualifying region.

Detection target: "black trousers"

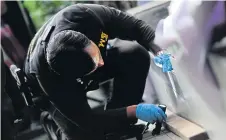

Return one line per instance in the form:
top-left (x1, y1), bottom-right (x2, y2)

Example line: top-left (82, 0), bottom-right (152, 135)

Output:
top-left (41, 39), bottom-right (151, 140)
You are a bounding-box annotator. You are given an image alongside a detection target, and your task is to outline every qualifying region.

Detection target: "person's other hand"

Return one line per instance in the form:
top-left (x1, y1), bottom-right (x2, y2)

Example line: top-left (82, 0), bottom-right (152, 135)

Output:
top-left (135, 104), bottom-right (167, 123)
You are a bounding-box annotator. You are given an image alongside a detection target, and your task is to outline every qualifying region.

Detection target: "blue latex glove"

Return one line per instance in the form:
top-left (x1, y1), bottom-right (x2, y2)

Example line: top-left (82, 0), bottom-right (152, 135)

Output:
top-left (154, 53), bottom-right (173, 72)
top-left (136, 104), bottom-right (167, 123)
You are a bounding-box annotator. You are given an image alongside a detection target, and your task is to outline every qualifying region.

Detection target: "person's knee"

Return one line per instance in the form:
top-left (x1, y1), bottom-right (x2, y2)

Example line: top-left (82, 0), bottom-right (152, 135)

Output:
top-left (131, 44), bottom-right (151, 70)
top-left (114, 40), bottom-right (151, 73)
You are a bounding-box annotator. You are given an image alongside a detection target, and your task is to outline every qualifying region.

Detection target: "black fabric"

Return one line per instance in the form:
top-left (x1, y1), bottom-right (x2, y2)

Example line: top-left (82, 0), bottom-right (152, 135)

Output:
top-left (26, 3), bottom-right (156, 76)
top-left (24, 3), bottom-right (155, 140)
top-left (38, 40), bottom-right (150, 140)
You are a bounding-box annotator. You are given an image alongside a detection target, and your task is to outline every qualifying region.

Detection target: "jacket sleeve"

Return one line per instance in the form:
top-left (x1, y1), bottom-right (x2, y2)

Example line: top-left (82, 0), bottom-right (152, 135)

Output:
top-left (103, 6), bottom-right (162, 54)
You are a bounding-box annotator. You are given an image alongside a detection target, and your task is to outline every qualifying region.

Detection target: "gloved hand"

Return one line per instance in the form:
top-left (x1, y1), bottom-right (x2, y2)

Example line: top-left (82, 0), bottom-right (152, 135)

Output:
top-left (136, 104), bottom-right (167, 123)
top-left (154, 51), bottom-right (173, 72)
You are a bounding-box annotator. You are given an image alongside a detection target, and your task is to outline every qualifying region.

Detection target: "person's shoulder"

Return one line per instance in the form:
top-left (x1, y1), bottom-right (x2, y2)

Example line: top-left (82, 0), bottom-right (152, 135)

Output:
top-left (54, 4), bottom-right (90, 20)
top-left (58, 4), bottom-right (87, 13)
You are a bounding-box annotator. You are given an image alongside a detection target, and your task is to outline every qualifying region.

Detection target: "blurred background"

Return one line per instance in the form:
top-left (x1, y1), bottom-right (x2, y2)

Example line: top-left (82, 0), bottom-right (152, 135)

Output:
top-left (22, 1), bottom-right (138, 29)
top-left (1, 1), bottom-right (226, 140)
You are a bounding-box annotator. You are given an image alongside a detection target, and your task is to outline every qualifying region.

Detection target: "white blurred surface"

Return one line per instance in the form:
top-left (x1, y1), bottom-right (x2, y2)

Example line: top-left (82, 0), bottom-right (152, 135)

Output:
top-left (143, 0), bottom-right (226, 140)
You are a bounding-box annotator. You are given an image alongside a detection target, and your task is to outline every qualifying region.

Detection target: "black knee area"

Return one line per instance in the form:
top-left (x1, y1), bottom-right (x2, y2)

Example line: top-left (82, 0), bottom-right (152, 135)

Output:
top-left (127, 43), bottom-right (151, 73)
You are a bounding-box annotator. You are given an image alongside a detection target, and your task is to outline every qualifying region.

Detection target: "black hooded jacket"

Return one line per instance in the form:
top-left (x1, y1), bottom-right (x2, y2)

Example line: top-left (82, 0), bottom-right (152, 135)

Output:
top-left (24, 4), bottom-right (160, 133)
